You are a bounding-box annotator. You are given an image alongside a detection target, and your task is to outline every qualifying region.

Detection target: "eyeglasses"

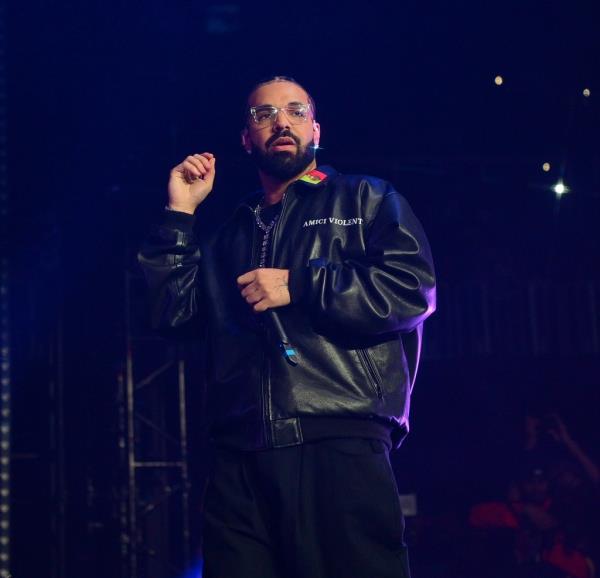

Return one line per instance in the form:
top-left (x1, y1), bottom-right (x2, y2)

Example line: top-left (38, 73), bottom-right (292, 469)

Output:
top-left (248, 103), bottom-right (312, 127)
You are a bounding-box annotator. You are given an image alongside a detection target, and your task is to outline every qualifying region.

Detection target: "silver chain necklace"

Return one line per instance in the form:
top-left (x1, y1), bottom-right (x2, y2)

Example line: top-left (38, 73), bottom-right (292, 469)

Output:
top-left (254, 200), bottom-right (281, 268)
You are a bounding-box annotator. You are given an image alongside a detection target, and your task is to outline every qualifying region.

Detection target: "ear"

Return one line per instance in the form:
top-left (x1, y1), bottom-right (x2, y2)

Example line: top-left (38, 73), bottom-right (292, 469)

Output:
top-left (241, 128), bottom-right (252, 154)
top-left (312, 121), bottom-right (321, 147)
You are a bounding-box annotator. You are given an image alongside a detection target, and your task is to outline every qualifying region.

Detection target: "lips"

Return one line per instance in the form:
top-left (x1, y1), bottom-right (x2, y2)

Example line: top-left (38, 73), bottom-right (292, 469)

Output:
top-left (270, 137), bottom-right (297, 148)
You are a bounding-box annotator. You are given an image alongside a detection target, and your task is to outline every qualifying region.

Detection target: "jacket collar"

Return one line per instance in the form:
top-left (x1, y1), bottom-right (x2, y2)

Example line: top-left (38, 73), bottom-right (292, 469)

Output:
top-left (239, 165), bottom-right (337, 211)
top-left (297, 165), bottom-right (337, 187)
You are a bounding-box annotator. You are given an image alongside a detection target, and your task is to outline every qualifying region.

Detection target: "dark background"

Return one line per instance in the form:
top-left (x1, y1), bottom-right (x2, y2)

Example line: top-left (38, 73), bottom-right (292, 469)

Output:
top-left (5, 1), bottom-right (599, 577)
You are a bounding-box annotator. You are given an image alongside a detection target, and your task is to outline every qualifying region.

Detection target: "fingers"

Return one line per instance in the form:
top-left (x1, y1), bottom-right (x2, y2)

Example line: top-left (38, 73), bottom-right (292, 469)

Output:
top-left (176, 153), bottom-right (216, 183)
top-left (242, 285), bottom-right (270, 311)
top-left (238, 271), bottom-right (262, 307)
top-left (193, 153), bottom-right (214, 173)
top-left (237, 271), bottom-right (256, 287)
top-left (253, 300), bottom-right (269, 313)
top-left (242, 284), bottom-right (263, 305)
top-left (240, 282), bottom-right (258, 300)
top-left (239, 274), bottom-right (269, 310)
top-left (242, 290), bottom-right (280, 312)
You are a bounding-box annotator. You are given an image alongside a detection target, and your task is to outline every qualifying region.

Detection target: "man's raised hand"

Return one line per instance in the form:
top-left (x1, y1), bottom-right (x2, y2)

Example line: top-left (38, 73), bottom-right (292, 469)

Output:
top-left (168, 152), bottom-right (216, 214)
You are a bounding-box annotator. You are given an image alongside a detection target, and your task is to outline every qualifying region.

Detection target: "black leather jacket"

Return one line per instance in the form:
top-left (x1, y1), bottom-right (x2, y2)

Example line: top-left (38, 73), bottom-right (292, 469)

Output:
top-left (138, 166), bottom-right (436, 450)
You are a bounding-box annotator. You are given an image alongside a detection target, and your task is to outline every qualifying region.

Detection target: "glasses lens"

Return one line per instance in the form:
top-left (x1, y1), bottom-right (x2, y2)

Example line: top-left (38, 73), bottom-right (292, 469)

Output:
top-left (251, 106), bottom-right (277, 125)
top-left (284, 104), bottom-right (309, 124)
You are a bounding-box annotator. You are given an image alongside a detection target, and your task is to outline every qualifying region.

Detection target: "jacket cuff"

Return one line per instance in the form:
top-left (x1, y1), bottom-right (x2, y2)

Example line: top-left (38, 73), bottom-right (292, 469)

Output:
top-left (288, 267), bottom-right (308, 304)
top-left (163, 209), bottom-right (196, 233)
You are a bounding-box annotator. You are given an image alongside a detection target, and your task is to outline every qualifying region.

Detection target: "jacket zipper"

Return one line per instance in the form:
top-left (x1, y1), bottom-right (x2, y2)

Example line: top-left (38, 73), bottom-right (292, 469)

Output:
top-left (357, 348), bottom-right (383, 400)
top-left (246, 207), bottom-right (271, 445)
top-left (261, 189), bottom-right (293, 446)
top-left (255, 189), bottom-right (291, 445)
top-left (268, 188), bottom-right (291, 267)
top-left (261, 351), bottom-right (271, 446)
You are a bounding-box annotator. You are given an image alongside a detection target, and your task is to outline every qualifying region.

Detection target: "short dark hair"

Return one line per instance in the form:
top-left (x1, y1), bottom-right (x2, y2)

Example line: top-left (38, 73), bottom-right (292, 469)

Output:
top-left (245, 75), bottom-right (317, 121)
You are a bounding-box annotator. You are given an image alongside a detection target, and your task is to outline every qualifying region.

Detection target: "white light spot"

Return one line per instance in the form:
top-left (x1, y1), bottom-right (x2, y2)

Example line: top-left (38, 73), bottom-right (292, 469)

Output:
top-left (553, 180), bottom-right (569, 196)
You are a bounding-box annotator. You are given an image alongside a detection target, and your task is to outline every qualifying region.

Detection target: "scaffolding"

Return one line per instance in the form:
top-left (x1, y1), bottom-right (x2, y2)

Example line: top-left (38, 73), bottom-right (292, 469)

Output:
top-left (119, 271), bottom-right (192, 578)
top-left (0, 3), bottom-right (11, 575)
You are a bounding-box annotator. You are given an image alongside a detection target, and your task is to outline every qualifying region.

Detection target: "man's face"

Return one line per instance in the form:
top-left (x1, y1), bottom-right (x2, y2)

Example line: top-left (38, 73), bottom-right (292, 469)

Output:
top-left (242, 81), bottom-right (320, 180)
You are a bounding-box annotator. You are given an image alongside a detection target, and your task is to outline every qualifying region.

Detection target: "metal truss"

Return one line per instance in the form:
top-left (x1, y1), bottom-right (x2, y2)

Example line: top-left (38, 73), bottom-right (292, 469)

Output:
top-left (0, 3), bottom-right (11, 575)
top-left (119, 272), bottom-right (191, 578)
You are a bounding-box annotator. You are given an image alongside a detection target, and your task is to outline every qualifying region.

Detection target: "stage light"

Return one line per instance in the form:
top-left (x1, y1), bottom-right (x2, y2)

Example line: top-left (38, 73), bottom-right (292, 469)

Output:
top-left (494, 75), bottom-right (504, 86)
top-left (553, 180), bottom-right (569, 196)
top-left (542, 163), bottom-right (551, 172)
top-left (583, 88), bottom-right (591, 98)
top-left (179, 560), bottom-right (203, 578)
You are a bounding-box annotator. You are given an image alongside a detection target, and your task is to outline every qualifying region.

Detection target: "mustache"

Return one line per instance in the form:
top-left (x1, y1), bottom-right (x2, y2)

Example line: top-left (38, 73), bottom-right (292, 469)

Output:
top-left (265, 130), bottom-right (300, 148)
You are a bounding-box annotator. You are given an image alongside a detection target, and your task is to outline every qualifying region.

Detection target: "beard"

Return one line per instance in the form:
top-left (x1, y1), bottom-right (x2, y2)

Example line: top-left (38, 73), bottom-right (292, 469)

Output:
top-left (250, 132), bottom-right (316, 180)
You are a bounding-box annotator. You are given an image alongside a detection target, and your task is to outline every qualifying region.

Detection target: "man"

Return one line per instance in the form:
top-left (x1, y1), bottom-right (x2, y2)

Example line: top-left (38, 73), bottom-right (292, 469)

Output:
top-left (139, 76), bottom-right (436, 578)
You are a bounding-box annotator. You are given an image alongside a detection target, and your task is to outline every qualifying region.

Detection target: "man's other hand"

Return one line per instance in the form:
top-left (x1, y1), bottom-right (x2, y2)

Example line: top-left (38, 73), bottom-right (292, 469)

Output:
top-left (237, 268), bottom-right (291, 312)
top-left (168, 152), bottom-right (216, 214)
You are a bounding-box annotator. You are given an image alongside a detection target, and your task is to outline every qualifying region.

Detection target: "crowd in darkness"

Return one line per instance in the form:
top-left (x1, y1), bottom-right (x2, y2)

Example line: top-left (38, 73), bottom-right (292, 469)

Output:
top-left (466, 411), bottom-right (599, 578)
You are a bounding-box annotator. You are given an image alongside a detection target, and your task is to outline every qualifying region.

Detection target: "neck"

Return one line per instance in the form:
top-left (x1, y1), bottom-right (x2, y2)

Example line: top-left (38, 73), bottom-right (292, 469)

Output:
top-left (258, 159), bottom-right (317, 206)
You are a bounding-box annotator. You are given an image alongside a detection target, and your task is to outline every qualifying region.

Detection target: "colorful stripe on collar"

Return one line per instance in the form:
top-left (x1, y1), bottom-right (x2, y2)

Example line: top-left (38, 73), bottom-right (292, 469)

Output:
top-left (299, 169), bottom-right (329, 185)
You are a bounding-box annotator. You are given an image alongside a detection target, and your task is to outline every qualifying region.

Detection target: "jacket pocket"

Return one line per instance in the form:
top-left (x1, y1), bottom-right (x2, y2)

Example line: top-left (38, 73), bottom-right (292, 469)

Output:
top-left (356, 348), bottom-right (383, 400)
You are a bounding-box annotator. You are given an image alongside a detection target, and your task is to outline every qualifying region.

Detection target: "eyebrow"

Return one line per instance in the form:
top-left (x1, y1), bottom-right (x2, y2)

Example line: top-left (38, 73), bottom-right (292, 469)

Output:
top-left (252, 101), bottom-right (307, 109)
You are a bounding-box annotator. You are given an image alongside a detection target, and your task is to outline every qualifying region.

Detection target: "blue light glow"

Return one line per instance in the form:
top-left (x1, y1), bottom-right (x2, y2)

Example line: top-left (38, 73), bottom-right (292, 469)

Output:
top-left (179, 559), bottom-right (203, 578)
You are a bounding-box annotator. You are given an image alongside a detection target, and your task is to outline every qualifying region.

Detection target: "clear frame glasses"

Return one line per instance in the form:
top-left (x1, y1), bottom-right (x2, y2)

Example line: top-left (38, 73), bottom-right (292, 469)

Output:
top-left (248, 103), bottom-right (312, 127)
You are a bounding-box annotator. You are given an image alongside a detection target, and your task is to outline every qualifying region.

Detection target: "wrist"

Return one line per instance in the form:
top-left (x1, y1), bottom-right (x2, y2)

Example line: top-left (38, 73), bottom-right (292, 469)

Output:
top-left (166, 203), bottom-right (197, 215)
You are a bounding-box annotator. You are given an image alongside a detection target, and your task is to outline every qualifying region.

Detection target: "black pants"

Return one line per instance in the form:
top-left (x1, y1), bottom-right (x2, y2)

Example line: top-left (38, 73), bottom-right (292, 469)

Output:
top-left (202, 438), bottom-right (411, 578)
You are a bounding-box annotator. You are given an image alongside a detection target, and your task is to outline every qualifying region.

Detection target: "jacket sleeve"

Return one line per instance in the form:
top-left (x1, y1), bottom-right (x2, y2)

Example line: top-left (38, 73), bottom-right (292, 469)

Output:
top-left (137, 210), bottom-right (203, 332)
top-left (288, 188), bottom-right (436, 336)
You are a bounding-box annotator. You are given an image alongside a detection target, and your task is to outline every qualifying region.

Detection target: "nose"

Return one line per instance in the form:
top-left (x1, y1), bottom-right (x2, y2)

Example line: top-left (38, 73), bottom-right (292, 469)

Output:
top-left (272, 108), bottom-right (291, 132)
